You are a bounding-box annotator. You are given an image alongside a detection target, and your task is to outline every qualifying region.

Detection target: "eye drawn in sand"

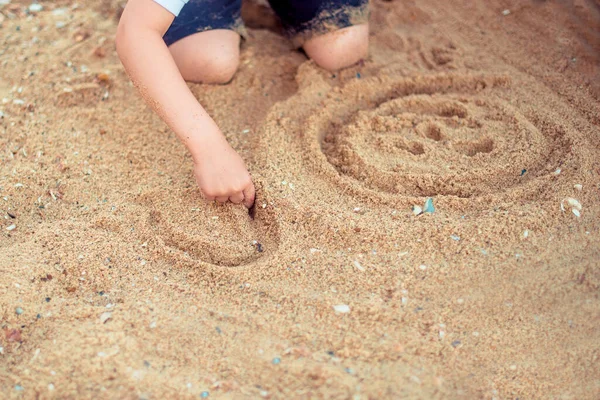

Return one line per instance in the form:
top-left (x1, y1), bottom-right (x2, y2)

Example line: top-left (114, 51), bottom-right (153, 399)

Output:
top-left (290, 73), bottom-right (574, 200)
top-left (139, 189), bottom-right (279, 267)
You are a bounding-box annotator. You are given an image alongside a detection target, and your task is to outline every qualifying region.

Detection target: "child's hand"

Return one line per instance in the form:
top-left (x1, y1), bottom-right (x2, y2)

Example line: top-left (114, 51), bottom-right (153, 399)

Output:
top-left (192, 133), bottom-right (255, 208)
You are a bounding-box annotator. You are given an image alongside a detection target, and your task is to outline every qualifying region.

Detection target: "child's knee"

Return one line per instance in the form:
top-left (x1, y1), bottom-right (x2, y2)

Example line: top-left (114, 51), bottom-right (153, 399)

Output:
top-left (303, 24), bottom-right (369, 72)
top-left (169, 30), bottom-right (240, 84)
top-left (200, 52), bottom-right (240, 84)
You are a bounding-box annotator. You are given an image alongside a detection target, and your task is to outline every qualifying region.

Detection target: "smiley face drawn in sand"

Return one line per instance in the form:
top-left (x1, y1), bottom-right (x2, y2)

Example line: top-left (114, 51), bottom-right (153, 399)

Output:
top-left (257, 71), bottom-right (576, 208)
top-left (139, 188), bottom-right (279, 267)
top-left (320, 92), bottom-right (560, 198)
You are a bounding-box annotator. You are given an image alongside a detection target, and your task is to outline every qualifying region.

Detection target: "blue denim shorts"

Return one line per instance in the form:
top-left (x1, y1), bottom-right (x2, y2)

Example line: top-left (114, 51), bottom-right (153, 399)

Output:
top-left (163, 0), bottom-right (369, 47)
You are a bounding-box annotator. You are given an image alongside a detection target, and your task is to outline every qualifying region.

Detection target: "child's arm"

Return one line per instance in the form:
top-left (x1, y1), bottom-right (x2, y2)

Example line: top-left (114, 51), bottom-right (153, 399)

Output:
top-left (115, 0), bottom-right (255, 208)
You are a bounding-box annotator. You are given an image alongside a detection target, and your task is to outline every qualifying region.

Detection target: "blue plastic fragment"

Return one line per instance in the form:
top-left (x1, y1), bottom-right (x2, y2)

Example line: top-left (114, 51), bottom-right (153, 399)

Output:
top-left (356, 72), bottom-right (361, 79)
top-left (200, 391), bottom-right (209, 398)
top-left (15, 307), bottom-right (23, 315)
top-left (423, 198), bottom-right (435, 214)
top-left (520, 169), bottom-right (527, 176)
top-left (450, 235), bottom-right (460, 241)
top-left (15, 385), bottom-right (23, 391)
top-left (272, 357), bottom-right (281, 365)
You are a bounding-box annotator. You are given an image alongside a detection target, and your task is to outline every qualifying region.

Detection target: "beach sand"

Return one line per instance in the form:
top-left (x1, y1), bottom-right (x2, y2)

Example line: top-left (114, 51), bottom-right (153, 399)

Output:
top-left (1, 0), bottom-right (599, 398)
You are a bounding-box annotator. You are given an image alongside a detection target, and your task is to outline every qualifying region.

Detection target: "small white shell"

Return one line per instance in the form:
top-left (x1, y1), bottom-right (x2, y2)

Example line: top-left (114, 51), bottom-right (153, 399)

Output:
top-left (100, 312), bottom-right (112, 324)
top-left (561, 197), bottom-right (582, 213)
top-left (353, 260), bottom-right (365, 272)
top-left (412, 205), bottom-right (423, 216)
top-left (333, 304), bottom-right (350, 314)
top-left (565, 197), bottom-right (582, 211)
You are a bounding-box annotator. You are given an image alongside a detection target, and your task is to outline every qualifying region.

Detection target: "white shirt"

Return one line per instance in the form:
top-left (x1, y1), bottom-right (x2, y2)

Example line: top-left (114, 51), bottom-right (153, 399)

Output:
top-left (153, 0), bottom-right (188, 16)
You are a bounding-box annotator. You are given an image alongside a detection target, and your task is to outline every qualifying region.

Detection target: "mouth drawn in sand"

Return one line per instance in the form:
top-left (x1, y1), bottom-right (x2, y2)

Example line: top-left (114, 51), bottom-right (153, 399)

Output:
top-left (140, 189), bottom-right (279, 267)
top-left (298, 74), bottom-right (573, 200)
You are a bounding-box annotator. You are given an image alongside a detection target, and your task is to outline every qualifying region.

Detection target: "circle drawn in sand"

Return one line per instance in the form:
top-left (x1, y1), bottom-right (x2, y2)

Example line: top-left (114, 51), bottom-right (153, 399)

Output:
top-left (140, 190), bottom-right (279, 267)
top-left (307, 75), bottom-right (570, 198)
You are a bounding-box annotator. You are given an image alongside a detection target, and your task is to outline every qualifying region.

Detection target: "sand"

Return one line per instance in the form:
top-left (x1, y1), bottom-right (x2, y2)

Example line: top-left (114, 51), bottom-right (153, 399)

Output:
top-left (1, 0), bottom-right (599, 398)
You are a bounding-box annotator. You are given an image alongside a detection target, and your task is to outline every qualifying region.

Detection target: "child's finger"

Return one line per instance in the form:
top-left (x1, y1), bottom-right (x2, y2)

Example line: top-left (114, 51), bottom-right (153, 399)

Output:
top-left (229, 192), bottom-right (244, 204)
top-left (215, 196), bottom-right (229, 203)
top-left (200, 190), bottom-right (215, 202)
top-left (243, 182), bottom-right (256, 208)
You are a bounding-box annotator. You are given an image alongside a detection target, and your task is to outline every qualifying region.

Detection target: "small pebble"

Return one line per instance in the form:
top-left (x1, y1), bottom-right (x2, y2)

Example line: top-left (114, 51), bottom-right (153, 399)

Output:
top-left (450, 235), bottom-right (460, 241)
top-left (565, 198), bottom-right (582, 210)
top-left (48, 384), bottom-right (55, 391)
top-left (451, 340), bottom-right (461, 348)
top-left (52, 7), bottom-right (68, 16)
top-left (574, 184), bottom-right (582, 191)
top-left (272, 357), bottom-right (281, 365)
top-left (29, 3), bottom-right (43, 12)
top-left (15, 307), bottom-right (23, 315)
top-left (6, 224), bottom-right (16, 231)
top-left (523, 230), bottom-right (529, 238)
top-left (553, 168), bottom-right (561, 175)
top-left (502, 9), bottom-right (510, 15)
top-left (333, 304), bottom-right (350, 314)
top-left (100, 312), bottom-right (112, 324)
top-left (419, 264), bottom-right (427, 271)
top-left (423, 198), bottom-right (435, 213)
top-left (353, 260), bottom-right (365, 272)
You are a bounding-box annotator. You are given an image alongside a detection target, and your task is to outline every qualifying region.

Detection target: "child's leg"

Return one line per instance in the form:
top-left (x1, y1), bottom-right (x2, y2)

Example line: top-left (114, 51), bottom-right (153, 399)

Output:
top-left (268, 0), bottom-right (369, 71)
top-left (168, 30), bottom-right (241, 84)
top-left (303, 24), bottom-right (368, 72)
top-left (163, 0), bottom-right (246, 84)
